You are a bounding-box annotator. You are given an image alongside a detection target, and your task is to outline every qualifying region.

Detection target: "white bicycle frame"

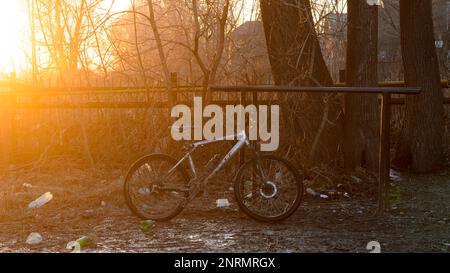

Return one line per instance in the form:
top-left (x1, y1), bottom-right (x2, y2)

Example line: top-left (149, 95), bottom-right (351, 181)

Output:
top-left (167, 130), bottom-right (252, 184)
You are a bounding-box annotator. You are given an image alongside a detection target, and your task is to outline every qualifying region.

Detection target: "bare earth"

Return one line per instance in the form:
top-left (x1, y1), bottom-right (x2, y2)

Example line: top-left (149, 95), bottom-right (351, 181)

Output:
top-left (0, 165), bottom-right (449, 253)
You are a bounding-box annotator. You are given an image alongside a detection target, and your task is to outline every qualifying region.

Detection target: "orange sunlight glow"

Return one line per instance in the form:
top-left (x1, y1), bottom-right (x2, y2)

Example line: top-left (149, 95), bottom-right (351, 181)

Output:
top-left (0, 0), bottom-right (131, 77)
top-left (0, 1), bottom-right (27, 75)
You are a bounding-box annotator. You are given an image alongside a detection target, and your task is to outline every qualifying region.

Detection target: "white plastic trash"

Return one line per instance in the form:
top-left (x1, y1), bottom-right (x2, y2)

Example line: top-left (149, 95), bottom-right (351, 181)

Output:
top-left (216, 199), bottom-right (230, 208)
top-left (275, 171), bottom-right (283, 181)
top-left (390, 169), bottom-right (403, 182)
top-left (138, 187), bottom-right (151, 196)
top-left (28, 192), bottom-right (53, 209)
top-left (66, 241), bottom-right (81, 253)
top-left (306, 188), bottom-right (318, 196)
top-left (319, 194), bottom-right (329, 199)
top-left (26, 232), bottom-right (43, 245)
top-left (306, 188), bottom-right (329, 199)
top-left (22, 183), bottom-right (33, 189)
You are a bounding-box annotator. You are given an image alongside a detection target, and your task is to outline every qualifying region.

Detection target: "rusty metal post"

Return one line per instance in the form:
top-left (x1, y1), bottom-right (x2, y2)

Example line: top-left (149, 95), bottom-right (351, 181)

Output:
top-left (378, 92), bottom-right (391, 214)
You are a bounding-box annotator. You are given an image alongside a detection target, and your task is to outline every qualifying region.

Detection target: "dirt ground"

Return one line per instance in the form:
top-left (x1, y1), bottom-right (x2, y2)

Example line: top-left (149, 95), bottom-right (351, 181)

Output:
top-left (0, 163), bottom-right (449, 253)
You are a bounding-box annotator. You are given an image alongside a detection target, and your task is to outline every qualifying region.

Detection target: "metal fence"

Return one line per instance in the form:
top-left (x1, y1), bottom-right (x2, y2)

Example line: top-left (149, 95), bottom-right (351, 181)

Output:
top-left (0, 82), bottom-right (448, 167)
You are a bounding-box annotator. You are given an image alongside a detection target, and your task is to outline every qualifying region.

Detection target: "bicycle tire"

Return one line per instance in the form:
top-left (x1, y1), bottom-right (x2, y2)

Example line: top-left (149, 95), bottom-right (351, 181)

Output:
top-left (124, 153), bottom-right (190, 221)
top-left (234, 155), bottom-right (304, 222)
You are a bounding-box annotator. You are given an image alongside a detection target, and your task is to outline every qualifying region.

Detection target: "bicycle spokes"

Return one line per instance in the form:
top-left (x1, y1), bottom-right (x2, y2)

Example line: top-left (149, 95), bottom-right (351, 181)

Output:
top-left (237, 157), bottom-right (300, 219)
top-left (126, 157), bottom-right (189, 220)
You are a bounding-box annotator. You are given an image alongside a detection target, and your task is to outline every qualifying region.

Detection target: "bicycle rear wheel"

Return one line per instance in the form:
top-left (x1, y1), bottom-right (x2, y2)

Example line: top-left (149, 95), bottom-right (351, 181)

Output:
top-left (234, 155), bottom-right (304, 222)
top-left (124, 154), bottom-right (190, 221)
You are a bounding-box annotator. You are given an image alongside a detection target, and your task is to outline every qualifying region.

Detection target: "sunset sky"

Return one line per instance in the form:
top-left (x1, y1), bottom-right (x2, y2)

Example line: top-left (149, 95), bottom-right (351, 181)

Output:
top-left (0, 0), bottom-right (131, 74)
top-left (0, 1), bottom-right (27, 73)
top-left (0, 0), bottom-right (315, 77)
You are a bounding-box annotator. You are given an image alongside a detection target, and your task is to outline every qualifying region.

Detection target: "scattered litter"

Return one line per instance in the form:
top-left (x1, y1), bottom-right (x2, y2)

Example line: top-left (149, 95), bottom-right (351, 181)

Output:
top-left (319, 194), bottom-right (329, 199)
top-left (306, 188), bottom-right (319, 197)
top-left (216, 199), bottom-right (230, 208)
top-left (66, 241), bottom-right (81, 253)
top-left (306, 188), bottom-right (329, 199)
top-left (228, 187), bottom-right (234, 192)
top-left (351, 176), bottom-right (363, 183)
top-left (101, 201), bottom-right (106, 207)
top-left (28, 192), bottom-right (53, 209)
top-left (264, 230), bottom-right (275, 236)
top-left (275, 171), bottom-right (283, 181)
top-left (22, 183), bottom-right (33, 189)
top-left (26, 233), bottom-right (43, 245)
top-left (140, 220), bottom-right (155, 232)
top-left (390, 169), bottom-right (403, 182)
top-left (82, 209), bottom-right (95, 219)
top-left (66, 236), bottom-right (93, 253)
top-left (307, 188), bottom-right (349, 200)
top-left (138, 187), bottom-right (151, 196)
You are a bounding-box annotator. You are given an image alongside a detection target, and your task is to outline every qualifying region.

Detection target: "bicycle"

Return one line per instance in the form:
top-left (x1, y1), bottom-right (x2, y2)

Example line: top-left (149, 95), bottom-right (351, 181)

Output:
top-left (124, 128), bottom-right (304, 222)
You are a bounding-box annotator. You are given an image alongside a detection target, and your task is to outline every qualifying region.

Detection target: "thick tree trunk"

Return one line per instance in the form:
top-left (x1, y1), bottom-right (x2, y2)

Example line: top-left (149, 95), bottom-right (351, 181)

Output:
top-left (260, 0), bottom-right (332, 86)
top-left (260, 0), bottom-right (343, 164)
top-left (344, 1), bottom-right (380, 172)
top-left (399, 0), bottom-right (444, 172)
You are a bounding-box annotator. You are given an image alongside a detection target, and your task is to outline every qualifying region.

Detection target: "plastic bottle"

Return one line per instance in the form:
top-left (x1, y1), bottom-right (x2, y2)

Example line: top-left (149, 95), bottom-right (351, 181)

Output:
top-left (66, 236), bottom-right (93, 253)
top-left (216, 198), bottom-right (230, 207)
top-left (26, 232), bottom-right (43, 245)
top-left (28, 192), bottom-right (53, 209)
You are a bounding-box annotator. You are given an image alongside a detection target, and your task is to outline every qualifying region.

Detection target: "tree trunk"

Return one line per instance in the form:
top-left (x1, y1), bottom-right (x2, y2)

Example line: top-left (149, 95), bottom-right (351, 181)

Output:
top-left (147, 0), bottom-right (171, 88)
top-left (344, 1), bottom-right (380, 172)
top-left (398, 0), bottom-right (444, 172)
top-left (260, 0), bottom-right (332, 86)
top-left (260, 0), bottom-right (343, 164)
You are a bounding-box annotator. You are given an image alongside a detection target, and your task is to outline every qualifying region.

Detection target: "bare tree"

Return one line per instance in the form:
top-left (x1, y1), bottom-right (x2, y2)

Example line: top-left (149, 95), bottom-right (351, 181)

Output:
top-left (260, 0), bottom-right (343, 164)
top-left (344, 0), bottom-right (380, 172)
top-left (399, 0), bottom-right (445, 172)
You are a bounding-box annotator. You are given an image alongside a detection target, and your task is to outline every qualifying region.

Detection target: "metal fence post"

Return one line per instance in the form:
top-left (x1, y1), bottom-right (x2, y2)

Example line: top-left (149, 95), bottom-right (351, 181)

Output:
top-left (378, 92), bottom-right (391, 214)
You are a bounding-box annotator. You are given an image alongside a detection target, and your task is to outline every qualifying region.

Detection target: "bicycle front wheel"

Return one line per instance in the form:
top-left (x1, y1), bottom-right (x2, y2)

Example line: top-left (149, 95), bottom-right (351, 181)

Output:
top-left (124, 154), bottom-right (190, 221)
top-left (234, 155), bottom-right (304, 222)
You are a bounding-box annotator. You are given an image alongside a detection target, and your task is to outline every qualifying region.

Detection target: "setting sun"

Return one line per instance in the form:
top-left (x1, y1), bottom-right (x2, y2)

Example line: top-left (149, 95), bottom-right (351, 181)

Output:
top-left (0, 1), bottom-right (27, 73)
top-left (0, 0), bottom-right (131, 76)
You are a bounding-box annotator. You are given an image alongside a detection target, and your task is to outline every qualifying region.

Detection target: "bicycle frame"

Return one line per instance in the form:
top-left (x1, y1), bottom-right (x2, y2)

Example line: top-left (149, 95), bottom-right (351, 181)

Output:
top-left (167, 130), bottom-right (251, 184)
